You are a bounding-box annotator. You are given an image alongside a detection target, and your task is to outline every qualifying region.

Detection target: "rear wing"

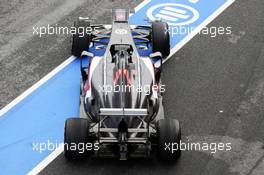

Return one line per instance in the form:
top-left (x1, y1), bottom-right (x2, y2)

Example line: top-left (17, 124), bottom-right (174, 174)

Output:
top-left (99, 108), bottom-right (148, 116)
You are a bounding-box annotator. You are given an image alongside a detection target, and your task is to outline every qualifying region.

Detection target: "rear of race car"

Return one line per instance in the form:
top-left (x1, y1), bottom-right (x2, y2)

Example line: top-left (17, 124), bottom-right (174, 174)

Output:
top-left (64, 9), bottom-right (181, 161)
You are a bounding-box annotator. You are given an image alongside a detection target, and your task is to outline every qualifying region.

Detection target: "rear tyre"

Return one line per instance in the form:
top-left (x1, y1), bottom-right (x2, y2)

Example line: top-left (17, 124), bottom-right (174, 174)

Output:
top-left (151, 22), bottom-right (170, 58)
top-left (64, 118), bottom-right (91, 160)
top-left (71, 20), bottom-right (91, 57)
top-left (156, 118), bottom-right (181, 161)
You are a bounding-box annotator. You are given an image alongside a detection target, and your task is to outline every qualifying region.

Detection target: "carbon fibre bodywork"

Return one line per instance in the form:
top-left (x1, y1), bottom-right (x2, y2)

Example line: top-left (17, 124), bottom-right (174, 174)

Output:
top-left (82, 19), bottom-right (161, 128)
top-left (74, 9), bottom-right (170, 159)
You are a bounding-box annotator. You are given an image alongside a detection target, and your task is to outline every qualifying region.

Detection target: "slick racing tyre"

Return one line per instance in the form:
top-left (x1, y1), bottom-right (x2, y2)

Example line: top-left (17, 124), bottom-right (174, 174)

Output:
top-left (64, 118), bottom-right (91, 160)
top-left (71, 19), bottom-right (91, 57)
top-left (156, 118), bottom-right (181, 161)
top-left (151, 21), bottom-right (170, 58)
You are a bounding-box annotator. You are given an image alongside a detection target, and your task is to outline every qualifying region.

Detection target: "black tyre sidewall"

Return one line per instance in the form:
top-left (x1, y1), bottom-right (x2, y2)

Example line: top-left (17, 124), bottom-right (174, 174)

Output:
top-left (64, 118), bottom-right (90, 159)
top-left (156, 119), bottom-right (181, 161)
top-left (151, 22), bottom-right (170, 58)
top-left (71, 20), bottom-right (91, 57)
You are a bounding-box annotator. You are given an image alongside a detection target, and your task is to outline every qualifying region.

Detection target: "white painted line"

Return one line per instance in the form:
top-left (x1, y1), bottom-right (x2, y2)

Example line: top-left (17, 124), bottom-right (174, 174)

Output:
top-left (0, 56), bottom-right (76, 117)
top-left (156, 13), bottom-right (179, 21)
top-left (134, 0), bottom-right (151, 12)
top-left (164, 6), bottom-right (187, 14)
top-left (164, 0), bottom-right (236, 63)
top-left (159, 9), bottom-right (189, 19)
top-left (188, 0), bottom-right (199, 4)
top-left (27, 144), bottom-right (64, 175)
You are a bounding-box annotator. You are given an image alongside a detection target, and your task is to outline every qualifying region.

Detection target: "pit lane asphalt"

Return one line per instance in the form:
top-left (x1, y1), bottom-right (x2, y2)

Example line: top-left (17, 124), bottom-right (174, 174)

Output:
top-left (0, 0), bottom-right (264, 175)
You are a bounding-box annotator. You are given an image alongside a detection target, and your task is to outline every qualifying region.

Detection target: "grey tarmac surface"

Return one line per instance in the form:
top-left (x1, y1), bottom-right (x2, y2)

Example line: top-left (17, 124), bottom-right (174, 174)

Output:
top-left (0, 0), bottom-right (264, 175)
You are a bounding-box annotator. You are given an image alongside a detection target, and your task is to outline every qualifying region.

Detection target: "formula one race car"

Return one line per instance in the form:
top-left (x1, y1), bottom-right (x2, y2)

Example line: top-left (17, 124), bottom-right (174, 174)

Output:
top-left (64, 9), bottom-right (181, 161)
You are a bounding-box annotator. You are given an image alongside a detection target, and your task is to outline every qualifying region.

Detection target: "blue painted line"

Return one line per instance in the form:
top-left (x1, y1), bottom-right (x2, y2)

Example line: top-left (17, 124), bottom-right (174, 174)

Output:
top-left (0, 59), bottom-right (81, 174)
top-left (0, 0), bottom-right (233, 174)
